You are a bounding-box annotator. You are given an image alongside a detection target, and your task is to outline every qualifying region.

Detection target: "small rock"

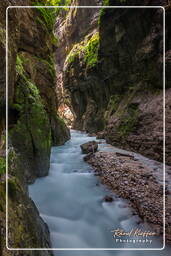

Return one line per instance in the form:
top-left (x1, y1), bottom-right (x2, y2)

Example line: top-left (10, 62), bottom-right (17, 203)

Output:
top-left (103, 195), bottom-right (114, 202)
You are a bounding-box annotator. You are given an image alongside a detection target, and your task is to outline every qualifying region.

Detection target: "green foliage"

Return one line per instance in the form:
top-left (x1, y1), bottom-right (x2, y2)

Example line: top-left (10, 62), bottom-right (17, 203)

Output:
top-left (67, 43), bottom-right (83, 64)
top-left (35, 6), bottom-right (56, 30)
top-left (0, 157), bottom-right (5, 175)
top-left (98, 0), bottom-right (110, 22)
top-left (102, 0), bottom-right (110, 5)
top-left (35, 0), bottom-right (71, 6)
top-left (33, 0), bottom-right (72, 26)
top-left (42, 56), bottom-right (56, 79)
top-left (67, 33), bottom-right (99, 68)
top-left (16, 55), bottom-right (25, 75)
top-left (84, 32), bottom-right (99, 68)
top-left (50, 33), bottom-right (58, 46)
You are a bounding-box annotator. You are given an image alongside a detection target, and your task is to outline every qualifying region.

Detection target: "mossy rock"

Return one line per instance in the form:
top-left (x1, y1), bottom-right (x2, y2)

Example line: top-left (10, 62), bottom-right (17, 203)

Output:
top-left (0, 157), bottom-right (5, 175)
top-left (10, 56), bottom-right (52, 179)
top-left (66, 32), bottom-right (99, 69)
top-left (51, 114), bottom-right (70, 145)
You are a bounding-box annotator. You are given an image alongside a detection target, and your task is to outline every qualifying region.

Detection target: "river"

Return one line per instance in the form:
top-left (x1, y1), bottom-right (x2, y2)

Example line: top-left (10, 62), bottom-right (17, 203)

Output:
top-left (29, 130), bottom-right (170, 255)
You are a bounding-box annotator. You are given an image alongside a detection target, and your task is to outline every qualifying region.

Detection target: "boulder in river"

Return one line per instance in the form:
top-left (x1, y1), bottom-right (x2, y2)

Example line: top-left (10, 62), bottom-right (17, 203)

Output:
top-left (80, 141), bottom-right (98, 154)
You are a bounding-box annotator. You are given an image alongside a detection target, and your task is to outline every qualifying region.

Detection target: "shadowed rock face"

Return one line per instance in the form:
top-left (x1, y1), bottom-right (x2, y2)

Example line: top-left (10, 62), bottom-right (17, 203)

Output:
top-left (0, 0), bottom-right (69, 254)
top-left (57, 0), bottom-right (171, 164)
top-left (4, 4), bottom-right (70, 182)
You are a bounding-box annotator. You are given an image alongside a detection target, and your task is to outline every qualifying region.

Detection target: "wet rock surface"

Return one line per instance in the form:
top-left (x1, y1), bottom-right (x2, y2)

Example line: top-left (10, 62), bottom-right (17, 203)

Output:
top-left (85, 151), bottom-right (171, 243)
top-left (80, 141), bottom-right (98, 154)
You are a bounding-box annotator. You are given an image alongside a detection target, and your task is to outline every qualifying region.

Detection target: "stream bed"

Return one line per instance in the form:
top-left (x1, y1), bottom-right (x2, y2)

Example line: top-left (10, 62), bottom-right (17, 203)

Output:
top-left (29, 130), bottom-right (170, 255)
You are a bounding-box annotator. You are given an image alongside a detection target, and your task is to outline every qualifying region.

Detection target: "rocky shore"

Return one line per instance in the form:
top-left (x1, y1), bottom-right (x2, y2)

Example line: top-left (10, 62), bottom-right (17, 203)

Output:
top-left (84, 151), bottom-right (171, 243)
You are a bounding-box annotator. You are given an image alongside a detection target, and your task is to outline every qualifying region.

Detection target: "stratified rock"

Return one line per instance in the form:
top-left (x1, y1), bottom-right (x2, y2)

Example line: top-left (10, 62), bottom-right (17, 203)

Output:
top-left (80, 141), bottom-right (98, 154)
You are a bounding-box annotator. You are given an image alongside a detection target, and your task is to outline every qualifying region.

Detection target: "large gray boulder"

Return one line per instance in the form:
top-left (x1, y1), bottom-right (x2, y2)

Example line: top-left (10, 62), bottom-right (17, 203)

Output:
top-left (80, 141), bottom-right (98, 154)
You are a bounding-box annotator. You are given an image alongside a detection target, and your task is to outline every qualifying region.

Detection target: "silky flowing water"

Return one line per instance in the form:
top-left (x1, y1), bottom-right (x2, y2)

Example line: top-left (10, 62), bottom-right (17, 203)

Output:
top-left (29, 130), bottom-right (170, 255)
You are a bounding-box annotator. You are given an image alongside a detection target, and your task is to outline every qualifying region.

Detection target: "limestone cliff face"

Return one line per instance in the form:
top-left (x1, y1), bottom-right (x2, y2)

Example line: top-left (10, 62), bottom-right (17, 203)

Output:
top-left (7, 4), bottom-right (70, 183)
top-left (58, 0), bottom-right (171, 165)
top-left (55, 0), bottom-right (101, 114)
top-left (0, 0), bottom-right (69, 253)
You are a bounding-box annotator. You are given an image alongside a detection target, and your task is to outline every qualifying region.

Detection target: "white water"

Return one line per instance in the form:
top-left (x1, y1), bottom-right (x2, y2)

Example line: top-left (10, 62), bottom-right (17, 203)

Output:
top-left (29, 130), bottom-right (170, 255)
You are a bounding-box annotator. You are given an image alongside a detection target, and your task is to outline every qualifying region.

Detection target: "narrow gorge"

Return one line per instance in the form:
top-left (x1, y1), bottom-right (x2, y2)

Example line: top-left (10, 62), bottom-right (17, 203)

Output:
top-left (0, 0), bottom-right (171, 255)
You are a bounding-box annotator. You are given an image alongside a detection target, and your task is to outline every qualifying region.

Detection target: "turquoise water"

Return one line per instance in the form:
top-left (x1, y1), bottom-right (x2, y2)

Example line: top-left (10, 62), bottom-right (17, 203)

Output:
top-left (29, 130), bottom-right (170, 255)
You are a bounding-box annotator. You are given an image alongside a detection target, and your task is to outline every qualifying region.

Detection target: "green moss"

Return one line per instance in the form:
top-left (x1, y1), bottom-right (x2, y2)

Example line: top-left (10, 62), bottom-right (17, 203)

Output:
top-left (15, 224), bottom-right (25, 245)
top-left (67, 43), bottom-right (84, 64)
top-left (117, 103), bottom-right (139, 137)
top-left (11, 79), bottom-right (51, 151)
top-left (34, 5), bottom-right (56, 30)
top-left (102, 0), bottom-right (110, 5)
top-left (16, 55), bottom-right (25, 76)
top-left (50, 33), bottom-right (58, 47)
top-left (0, 157), bottom-right (5, 175)
top-left (98, 0), bottom-right (110, 23)
top-left (56, 115), bottom-right (66, 130)
top-left (11, 55), bottom-right (52, 163)
top-left (8, 177), bottom-right (20, 198)
top-left (67, 32), bottom-right (99, 68)
top-left (84, 32), bottom-right (99, 68)
top-left (34, 0), bottom-right (72, 28)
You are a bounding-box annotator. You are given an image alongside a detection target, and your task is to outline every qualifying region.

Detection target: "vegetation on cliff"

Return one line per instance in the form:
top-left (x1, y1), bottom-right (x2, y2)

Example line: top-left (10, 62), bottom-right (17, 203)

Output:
top-left (0, 1), bottom-right (70, 253)
top-left (0, 157), bottom-right (5, 175)
top-left (62, 2), bottom-right (170, 164)
top-left (66, 32), bottom-right (99, 68)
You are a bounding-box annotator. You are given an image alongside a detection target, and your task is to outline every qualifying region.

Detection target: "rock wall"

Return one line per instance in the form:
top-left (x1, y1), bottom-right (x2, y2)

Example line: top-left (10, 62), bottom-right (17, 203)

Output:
top-left (0, 0), bottom-right (70, 254)
top-left (7, 3), bottom-right (70, 183)
top-left (55, 0), bottom-right (101, 117)
top-left (58, 0), bottom-right (171, 165)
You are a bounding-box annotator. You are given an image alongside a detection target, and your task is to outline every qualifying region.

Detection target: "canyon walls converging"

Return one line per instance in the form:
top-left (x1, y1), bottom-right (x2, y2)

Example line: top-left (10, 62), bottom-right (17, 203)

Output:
top-left (0, 0), bottom-right (171, 253)
top-left (56, 0), bottom-right (171, 165)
